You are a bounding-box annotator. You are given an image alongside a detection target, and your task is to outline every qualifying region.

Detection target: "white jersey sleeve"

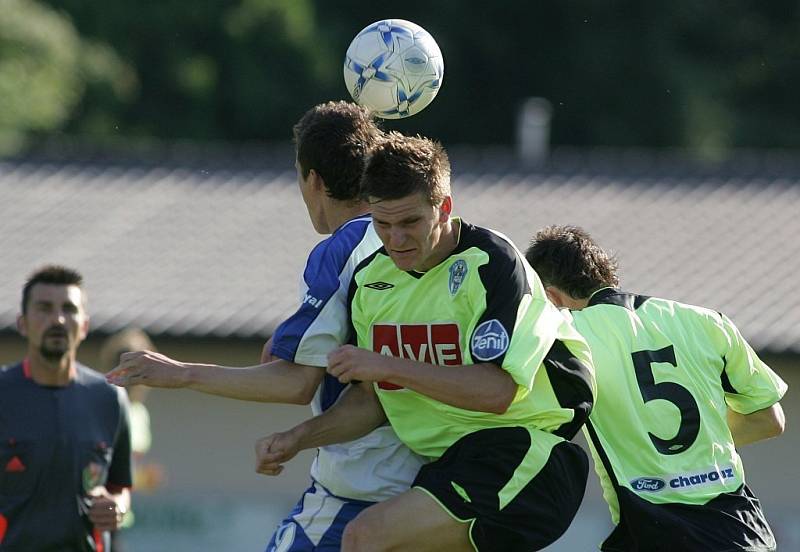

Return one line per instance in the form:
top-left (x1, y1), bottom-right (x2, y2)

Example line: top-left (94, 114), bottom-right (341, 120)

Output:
top-left (270, 215), bottom-right (381, 366)
top-left (269, 215), bottom-right (427, 501)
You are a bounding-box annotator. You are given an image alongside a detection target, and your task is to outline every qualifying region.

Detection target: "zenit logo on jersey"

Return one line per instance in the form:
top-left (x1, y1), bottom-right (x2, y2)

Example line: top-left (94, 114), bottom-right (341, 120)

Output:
top-left (448, 259), bottom-right (467, 295)
top-left (471, 319), bottom-right (509, 361)
top-left (373, 323), bottom-right (462, 390)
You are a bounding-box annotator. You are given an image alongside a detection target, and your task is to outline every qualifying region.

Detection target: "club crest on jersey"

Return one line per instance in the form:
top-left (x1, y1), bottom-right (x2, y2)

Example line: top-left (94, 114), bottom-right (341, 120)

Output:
top-left (471, 319), bottom-right (509, 361)
top-left (448, 260), bottom-right (468, 295)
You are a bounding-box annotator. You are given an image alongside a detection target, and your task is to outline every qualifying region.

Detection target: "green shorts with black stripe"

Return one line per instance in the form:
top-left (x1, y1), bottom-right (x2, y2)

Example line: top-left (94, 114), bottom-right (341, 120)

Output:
top-left (412, 426), bottom-right (588, 552)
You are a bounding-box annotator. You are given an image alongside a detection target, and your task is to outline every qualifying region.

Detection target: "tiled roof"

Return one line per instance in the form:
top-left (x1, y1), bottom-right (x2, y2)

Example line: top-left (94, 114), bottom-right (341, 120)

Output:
top-left (2, 149), bottom-right (798, 353)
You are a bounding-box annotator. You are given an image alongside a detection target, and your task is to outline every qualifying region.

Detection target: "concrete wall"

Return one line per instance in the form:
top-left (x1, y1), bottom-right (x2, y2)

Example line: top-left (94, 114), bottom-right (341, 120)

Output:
top-left (1, 335), bottom-right (796, 550)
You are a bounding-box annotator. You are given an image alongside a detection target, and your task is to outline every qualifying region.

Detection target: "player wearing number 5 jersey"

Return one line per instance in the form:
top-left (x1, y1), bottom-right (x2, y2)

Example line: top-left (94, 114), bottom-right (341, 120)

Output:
top-left (526, 225), bottom-right (787, 552)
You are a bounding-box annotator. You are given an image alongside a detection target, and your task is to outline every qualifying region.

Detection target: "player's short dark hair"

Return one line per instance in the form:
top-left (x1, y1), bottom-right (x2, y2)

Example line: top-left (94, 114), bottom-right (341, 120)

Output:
top-left (360, 131), bottom-right (451, 206)
top-left (525, 225), bottom-right (619, 299)
top-left (293, 101), bottom-right (382, 202)
top-left (21, 265), bottom-right (84, 314)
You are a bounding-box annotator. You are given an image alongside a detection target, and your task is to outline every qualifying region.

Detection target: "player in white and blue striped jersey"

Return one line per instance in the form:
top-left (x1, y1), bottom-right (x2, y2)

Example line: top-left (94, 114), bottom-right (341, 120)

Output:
top-left (106, 101), bottom-right (425, 551)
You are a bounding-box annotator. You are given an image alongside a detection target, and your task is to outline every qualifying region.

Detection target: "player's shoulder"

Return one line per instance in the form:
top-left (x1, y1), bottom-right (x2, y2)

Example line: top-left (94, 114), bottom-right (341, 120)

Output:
top-left (592, 292), bottom-right (729, 342)
top-left (453, 221), bottom-right (536, 297)
top-left (308, 215), bottom-right (380, 267)
top-left (643, 295), bottom-right (723, 325)
top-left (586, 289), bottom-right (717, 320)
top-left (584, 289), bottom-right (650, 315)
top-left (77, 364), bottom-right (123, 393)
top-left (0, 361), bottom-right (23, 384)
top-left (330, 214), bottom-right (375, 248)
top-left (77, 364), bottom-right (131, 411)
top-left (456, 221), bottom-right (522, 266)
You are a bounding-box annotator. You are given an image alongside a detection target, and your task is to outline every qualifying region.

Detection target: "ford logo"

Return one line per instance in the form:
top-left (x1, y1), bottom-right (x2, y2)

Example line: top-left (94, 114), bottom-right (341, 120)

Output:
top-left (630, 477), bottom-right (666, 492)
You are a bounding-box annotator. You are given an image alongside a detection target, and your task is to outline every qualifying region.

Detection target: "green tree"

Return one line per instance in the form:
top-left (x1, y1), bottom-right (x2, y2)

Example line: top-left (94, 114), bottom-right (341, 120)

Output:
top-left (0, 0), bottom-right (132, 154)
top-left (28, 0), bottom-right (800, 152)
top-left (44, 0), bottom-right (335, 143)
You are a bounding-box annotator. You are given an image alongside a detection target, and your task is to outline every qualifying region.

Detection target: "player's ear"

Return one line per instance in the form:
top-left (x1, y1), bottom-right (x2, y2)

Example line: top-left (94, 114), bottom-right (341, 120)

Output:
top-left (308, 169), bottom-right (327, 194)
top-left (78, 315), bottom-right (90, 341)
top-left (544, 286), bottom-right (567, 308)
top-left (439, 196), bottom-right (452, 221)
top-left (16, 314), bottom-right (27, 337)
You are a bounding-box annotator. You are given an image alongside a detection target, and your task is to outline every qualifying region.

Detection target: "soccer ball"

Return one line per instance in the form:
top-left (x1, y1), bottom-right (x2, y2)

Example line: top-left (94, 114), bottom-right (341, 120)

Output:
top-left (343, 19), bottom-right (444, 119)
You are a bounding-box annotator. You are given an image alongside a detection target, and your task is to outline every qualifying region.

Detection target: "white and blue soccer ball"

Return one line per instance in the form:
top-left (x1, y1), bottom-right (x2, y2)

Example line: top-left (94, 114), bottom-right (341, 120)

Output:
top-left (343, 19), bottom-right (444, 119)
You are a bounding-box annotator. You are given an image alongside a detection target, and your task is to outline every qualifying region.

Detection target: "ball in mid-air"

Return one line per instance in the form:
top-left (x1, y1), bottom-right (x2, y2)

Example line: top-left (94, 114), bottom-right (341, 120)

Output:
top-left (343, 19), bottom-right (444, 119)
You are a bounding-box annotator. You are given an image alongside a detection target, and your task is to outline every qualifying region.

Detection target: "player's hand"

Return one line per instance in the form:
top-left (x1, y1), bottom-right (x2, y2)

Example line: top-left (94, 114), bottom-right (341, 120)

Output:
top-left (260, 337), bottom-right (276, 364)
top-left (255, 430), bottom-right (302, 476)
top-left (106, 350), bottom-right (189, 389)
top-left (327, 345), bottom-right (388, 383)
top-left (87, 487), bottom-right (125, 532)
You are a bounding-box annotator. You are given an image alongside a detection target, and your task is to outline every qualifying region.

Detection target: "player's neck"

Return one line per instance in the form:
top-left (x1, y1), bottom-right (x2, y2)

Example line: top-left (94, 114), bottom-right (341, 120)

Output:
top-left (26, 349), bottom-right (77, 386)
top-left (326, 200), bottom-right (370, 232)
top-left (547, 288), bottom-right (589, 310)
top-left (418, 218), bottom-right (460, 272)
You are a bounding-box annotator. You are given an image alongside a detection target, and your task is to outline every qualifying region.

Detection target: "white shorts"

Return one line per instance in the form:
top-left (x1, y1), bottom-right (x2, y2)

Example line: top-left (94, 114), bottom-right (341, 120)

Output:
top-left (265, 480), bottom-right (375, 552)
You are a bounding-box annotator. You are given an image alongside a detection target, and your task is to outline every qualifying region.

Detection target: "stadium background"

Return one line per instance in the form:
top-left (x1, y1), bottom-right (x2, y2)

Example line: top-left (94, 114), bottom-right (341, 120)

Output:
top-left (1, 2), bottom-right (798, 550)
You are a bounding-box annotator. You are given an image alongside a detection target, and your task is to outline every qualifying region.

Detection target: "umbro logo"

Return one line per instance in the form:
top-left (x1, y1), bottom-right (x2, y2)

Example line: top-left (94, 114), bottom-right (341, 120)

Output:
top-left (365, 281), bottom-right (394, 290)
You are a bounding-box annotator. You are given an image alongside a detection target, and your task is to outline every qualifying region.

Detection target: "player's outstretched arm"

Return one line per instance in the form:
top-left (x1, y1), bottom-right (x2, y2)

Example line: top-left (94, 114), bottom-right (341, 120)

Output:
top-left (328, 344), bottom-right (517, 414)
top-left (727, 403), bottom-right (786, 447)
top-left (106, 350), bottom-right (323, 405)
top-left (255, 382), bottom-right (385, 476)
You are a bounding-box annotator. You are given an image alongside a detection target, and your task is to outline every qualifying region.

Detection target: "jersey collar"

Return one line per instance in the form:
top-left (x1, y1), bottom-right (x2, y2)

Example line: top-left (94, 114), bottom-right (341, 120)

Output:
top-left (588, 288), bottom-right (650, 311)
top-left (587, 287), bottom-right (618, 307)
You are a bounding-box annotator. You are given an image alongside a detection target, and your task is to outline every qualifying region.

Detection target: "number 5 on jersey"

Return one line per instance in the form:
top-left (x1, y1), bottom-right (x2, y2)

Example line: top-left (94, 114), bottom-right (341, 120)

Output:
top-left (632, 345), bottom-right (701, 455)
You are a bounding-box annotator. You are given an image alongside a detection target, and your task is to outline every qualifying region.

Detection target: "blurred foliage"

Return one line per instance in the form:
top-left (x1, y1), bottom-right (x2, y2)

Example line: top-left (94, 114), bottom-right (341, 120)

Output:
top-left (0, 0), bottom-right (83, 153)
top-left (0, 0), bottom-right (133, 154)
top-left (4, 0), bottom-right (800, 153)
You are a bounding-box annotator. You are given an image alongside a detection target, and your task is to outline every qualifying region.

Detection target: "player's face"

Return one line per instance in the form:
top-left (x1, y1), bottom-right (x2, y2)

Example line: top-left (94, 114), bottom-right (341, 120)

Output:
top-left (370, 192), bottom-right (452, 272)
top-left (18, 284), bottom-right (89, 360)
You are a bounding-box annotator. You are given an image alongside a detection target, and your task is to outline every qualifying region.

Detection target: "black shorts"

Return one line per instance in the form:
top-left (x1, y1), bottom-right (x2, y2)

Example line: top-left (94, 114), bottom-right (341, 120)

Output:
top-left (412, 426), bottom-right (588, 552)
top-left (601, 484), bottom-right (776, 552)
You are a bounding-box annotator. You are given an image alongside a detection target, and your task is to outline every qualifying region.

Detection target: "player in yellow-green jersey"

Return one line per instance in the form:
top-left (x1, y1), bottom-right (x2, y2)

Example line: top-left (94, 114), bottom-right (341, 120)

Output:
top-left (256, 134), bottom-right (596, 552)
top-left (525, 225), bottom-right (786, 552)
